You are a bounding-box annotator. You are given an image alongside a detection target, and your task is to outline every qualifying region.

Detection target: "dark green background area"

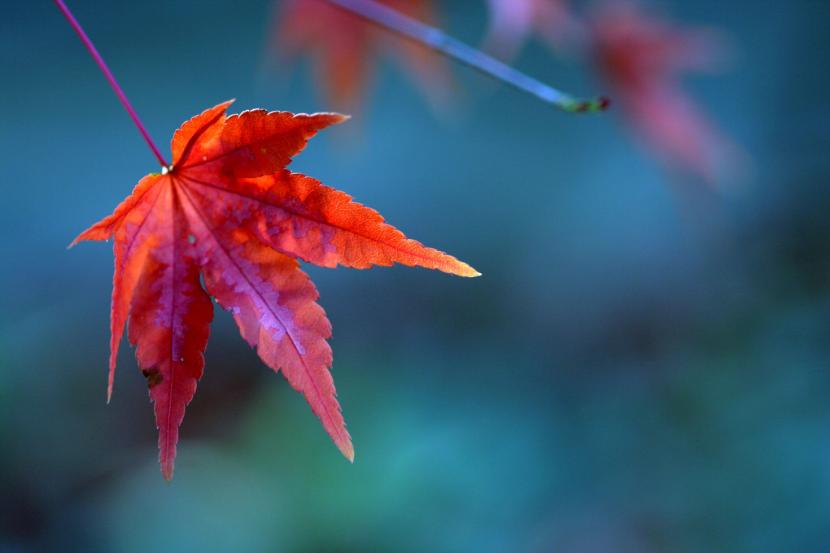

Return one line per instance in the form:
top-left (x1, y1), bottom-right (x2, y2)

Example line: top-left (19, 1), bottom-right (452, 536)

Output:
top-left (2, 1), bottom-right (830, 551)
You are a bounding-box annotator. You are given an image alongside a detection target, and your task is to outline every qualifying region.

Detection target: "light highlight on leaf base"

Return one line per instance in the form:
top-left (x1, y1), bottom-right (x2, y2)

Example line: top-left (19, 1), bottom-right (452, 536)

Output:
top-left (72, 100), bottom-right (477, 479)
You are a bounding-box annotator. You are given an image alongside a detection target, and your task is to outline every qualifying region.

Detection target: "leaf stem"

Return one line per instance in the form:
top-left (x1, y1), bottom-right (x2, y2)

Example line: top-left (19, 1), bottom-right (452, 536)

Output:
top-left (53, 0), bottom-right (169, 167)
top-left (324, 0), bottom-right (609, 113)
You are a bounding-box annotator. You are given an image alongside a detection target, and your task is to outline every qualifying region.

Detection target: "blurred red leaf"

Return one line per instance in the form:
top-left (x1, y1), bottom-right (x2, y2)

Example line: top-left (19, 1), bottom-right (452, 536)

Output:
top-left (589, 3), bottom-right (741, 183)
top-left (73, 100), bottom-right (478, 479)
top-left (274, 0), bottom-right (450, 112)
top-left (484, 0), bottom-right (582, 60)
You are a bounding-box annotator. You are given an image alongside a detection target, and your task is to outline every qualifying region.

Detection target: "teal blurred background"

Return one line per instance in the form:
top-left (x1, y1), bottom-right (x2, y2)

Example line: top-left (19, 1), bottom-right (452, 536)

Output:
top-left (2, 1), bottom-right (830, 551)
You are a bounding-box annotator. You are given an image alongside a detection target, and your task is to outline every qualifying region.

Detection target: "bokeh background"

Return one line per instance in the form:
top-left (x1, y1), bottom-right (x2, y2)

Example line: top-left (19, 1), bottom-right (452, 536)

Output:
top-left (3, 0), bottom-right (830, 551)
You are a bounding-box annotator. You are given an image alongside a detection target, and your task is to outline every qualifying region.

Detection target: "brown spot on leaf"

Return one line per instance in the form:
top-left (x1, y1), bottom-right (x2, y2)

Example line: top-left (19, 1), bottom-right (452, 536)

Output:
top-left (142, 368), bottom-right (163, 388)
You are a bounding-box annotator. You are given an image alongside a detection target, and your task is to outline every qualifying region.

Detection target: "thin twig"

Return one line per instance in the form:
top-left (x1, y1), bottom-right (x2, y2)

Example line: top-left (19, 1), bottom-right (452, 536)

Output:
top-left (325, 0), bottom-right (609, 113)
top-left (53, 0), bottom-right (169, 167)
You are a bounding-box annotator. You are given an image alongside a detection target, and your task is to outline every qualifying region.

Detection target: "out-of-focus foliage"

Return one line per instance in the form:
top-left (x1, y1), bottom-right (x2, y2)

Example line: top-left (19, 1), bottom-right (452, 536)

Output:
top-left (483, 0), bottom-right (582, 59)
top-left (273, 0), bottom-right (450, 113)
top-left (589, 2), bottom-right (743, 184)
top-left (484, 0), bottom-right (744, 183)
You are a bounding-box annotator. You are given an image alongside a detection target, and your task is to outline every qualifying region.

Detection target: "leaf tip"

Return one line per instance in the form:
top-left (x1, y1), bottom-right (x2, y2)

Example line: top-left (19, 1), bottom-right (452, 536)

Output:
top-left (341, 442), bottom-right (355, 463)
top-left (106, 359), bottom-right (116, 403)
top-left (452, 260), bottom-right (481, 278)
top-left (327, 112), bottom-right (351, 126)
top-left (161, 457), bottom-right (176, 481)
top-left (333, 432), bottom-right (354, 463)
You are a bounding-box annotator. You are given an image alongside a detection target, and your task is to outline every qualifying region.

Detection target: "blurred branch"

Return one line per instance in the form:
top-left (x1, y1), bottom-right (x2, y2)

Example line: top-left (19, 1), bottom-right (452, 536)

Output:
top-left (325, 0), bottom-right (609, 113)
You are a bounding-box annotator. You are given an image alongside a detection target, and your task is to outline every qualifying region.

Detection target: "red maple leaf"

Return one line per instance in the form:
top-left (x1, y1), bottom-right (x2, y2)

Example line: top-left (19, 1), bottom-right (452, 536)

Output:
top-left (273, 0), bottom-right (449, 112)
top-left (73, 100), bottom-right (478, 479)
top-left (589, 3), bottom-right (739, 183)
top-left (483, 0), bottom-right (582, 60)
